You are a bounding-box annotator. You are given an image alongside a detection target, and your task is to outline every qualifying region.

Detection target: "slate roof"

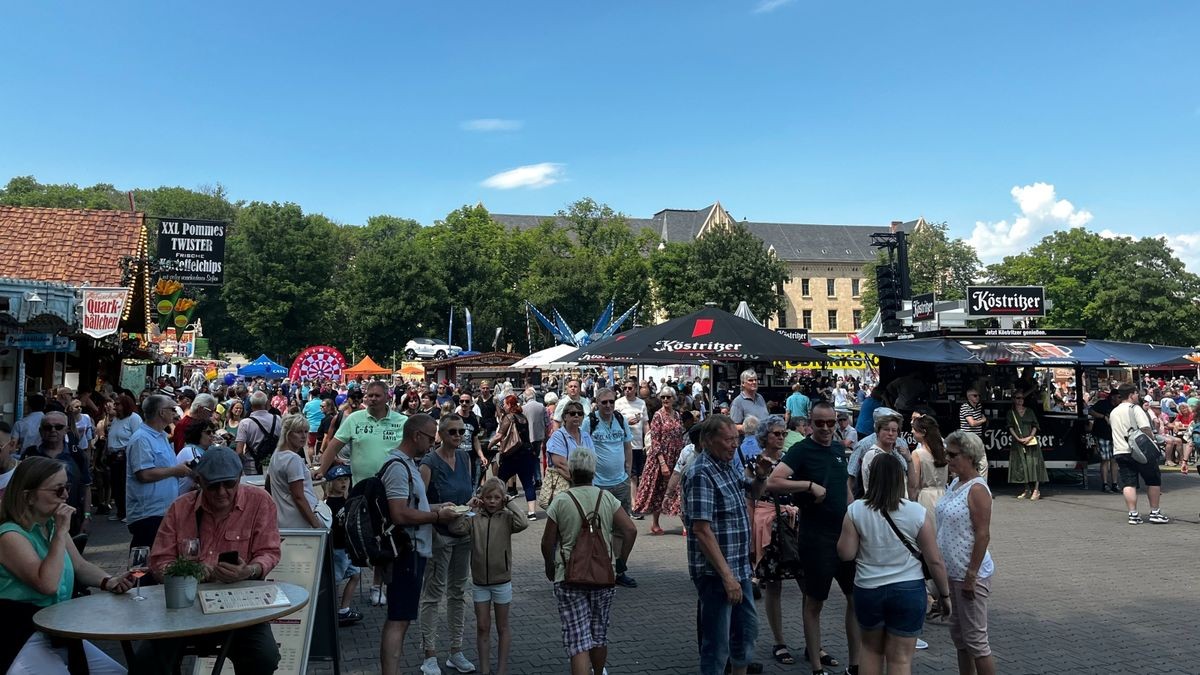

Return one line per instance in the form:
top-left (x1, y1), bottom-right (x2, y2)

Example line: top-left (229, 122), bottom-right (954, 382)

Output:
top-left (491, 204), bottom-right (918, 262)
top-left (0, 205), bottom-right (146, 286)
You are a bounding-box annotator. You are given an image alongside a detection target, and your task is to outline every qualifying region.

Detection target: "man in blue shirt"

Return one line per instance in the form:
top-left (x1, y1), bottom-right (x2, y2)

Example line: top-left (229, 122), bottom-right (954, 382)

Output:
top-left (582, 388), bottom-right (638, 588)
top-left (683, 414), bottom-right (771, 675)
top-left (785, 383), bottom-right (811, 424)
top-left (126, 394), bottom-right (189, 550)
top-left (302, 390), bottom-right (325, 460)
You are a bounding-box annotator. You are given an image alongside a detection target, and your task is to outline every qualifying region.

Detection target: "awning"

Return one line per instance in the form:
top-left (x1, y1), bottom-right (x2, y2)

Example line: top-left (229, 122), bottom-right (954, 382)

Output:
top-left (846, 339), bottom-right (982, 364)
top-left (848, 336), bottom-right (1195, 367)
top-left (1088, 340), bottom-right (1195, 367)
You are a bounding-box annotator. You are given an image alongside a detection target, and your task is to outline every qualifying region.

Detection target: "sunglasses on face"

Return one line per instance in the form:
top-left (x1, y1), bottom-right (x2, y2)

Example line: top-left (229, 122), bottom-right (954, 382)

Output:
top-left (444, 428), bottom-right (466, 436)
top-left (37, 485), bottom-right (70, 498)
top-left (204, 479), bottom-right (238, 492)
top-left (811, 419), bottom-right (837, 428)
top-left (769, 430), bottom-right (787, 438)
top-left (598, 400), bottom-right (615, 405)
top-left (460, 399), bottom-right (473, 405)
top-left (41, 424), bottom-right (67, 432)
top-left (564, 410), bottom-right (584, 417)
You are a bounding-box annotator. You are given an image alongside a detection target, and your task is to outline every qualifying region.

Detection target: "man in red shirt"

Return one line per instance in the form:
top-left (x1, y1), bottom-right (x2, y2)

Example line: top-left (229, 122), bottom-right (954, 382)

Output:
top-left (134, 446), bottom-right (282, 673)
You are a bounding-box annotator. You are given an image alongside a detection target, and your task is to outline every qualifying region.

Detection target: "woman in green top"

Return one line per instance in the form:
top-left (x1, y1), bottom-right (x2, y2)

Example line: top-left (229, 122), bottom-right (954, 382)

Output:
top-left (1008, 394), bottom-right (1047, 500)
top-left (0, 457), bottom-right (134, 673)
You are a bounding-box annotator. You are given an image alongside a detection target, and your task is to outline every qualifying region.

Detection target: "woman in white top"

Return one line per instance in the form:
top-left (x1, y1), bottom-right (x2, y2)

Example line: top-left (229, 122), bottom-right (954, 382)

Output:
top-left (859, 416), bottom-right (903, 494)
top-left (936, 431), bottom-right (996, 675)
top-left (104, 394), bottom-right (142, 522)
top-left (267, 414), bottom-right (322, 529)
top-left (839, 452), bottom-right (950, 675)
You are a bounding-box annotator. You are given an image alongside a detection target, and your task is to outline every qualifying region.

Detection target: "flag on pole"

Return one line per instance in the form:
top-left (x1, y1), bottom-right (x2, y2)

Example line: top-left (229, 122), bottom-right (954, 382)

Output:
top-left (448, 305), bottom-right (454, 346)
top-left (465, 307), bottom-right (474, 352)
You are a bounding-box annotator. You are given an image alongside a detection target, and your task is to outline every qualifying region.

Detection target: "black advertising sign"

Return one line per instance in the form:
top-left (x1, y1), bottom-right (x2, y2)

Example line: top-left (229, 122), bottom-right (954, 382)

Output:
top-left (156, 218), bottom-right (227, 286)
top-left (966, 286), bottom-right (1045, 318)
top-left (774, 327), bottom-right (809, 343)
top-left (911, 292), bottom-right (936, 322)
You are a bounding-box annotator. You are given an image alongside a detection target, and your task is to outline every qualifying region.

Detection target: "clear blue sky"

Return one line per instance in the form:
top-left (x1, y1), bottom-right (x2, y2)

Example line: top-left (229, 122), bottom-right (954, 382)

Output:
top-left (2, 1), bottom-right (1197, 263)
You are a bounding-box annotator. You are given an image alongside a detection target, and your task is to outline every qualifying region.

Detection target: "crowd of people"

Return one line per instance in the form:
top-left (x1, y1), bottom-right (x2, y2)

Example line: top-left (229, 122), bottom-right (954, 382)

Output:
top-left (0, 363), bottom-right (1194, 674)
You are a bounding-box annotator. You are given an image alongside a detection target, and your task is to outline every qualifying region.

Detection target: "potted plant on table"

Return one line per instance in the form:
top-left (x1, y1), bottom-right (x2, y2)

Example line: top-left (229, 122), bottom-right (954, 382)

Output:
top-left (162, 556), bottom-right (206, 609)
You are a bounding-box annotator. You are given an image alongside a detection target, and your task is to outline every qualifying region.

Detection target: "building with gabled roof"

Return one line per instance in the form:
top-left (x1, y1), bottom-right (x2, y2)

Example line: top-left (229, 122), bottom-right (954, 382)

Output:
top-left (492, 202), bottom-right (924, 339)
top-left (0, 205), bottom-right (151, 422)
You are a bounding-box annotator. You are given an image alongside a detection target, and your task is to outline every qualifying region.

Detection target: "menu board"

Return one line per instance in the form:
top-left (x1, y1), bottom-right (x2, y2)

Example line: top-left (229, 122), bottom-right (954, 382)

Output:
top-left (934, 364), bottom-right (966, 397)
top-left (195, 529), bottom-right (326, 674)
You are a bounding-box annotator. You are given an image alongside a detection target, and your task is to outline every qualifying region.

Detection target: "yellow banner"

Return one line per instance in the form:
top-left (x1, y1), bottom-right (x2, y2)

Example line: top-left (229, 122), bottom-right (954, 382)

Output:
top-left (775, 350), bottom-right (878, 370)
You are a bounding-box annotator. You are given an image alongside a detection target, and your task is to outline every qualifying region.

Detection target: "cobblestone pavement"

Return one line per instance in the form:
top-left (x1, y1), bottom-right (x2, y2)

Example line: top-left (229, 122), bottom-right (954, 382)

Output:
top-left (83, 469), bottom-right (1200, 674)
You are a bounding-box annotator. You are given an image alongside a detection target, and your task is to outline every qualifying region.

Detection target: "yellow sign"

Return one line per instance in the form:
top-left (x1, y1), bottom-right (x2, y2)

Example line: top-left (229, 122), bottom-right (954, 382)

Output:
top-left (775, 350), bottom-right (878, 370)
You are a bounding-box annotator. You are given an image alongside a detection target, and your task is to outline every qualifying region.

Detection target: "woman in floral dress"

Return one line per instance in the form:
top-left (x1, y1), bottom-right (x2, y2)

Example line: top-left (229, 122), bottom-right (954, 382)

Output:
top-left (634, 387), bottom-right (686, 535)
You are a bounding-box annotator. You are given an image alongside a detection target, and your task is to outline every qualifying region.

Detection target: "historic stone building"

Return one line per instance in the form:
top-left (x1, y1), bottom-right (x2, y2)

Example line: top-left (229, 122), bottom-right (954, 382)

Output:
top-left (492, 202), bottom-right (923, 341)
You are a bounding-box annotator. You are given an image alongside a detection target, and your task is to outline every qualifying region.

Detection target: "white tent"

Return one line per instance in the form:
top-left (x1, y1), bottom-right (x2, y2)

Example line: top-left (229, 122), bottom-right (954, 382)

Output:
top-left (511, 343), bottom-right (581, 369)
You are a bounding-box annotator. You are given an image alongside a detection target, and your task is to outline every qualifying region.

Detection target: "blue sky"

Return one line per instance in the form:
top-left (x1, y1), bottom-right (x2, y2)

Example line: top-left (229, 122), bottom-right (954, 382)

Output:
top-left (2, 1), bottom-right (1197, 264)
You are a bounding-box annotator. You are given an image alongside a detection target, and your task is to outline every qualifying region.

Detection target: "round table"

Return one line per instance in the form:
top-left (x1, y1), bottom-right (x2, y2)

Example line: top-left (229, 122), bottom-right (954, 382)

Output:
top-left (34, 580), bottom-right (308, 672)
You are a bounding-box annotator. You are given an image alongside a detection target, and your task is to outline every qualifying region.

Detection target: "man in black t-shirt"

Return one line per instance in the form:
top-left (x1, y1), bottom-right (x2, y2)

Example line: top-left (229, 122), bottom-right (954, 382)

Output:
top-left (1090, 388), bottom-right (1118, 493)
top-left (767, 401), bottom-right (858, 675)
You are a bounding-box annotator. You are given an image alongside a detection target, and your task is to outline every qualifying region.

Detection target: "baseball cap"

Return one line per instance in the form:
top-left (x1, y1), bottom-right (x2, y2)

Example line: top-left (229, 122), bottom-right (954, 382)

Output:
top-left (326, 464), bottom-right (352, 481)
top-left (193, 446), bottom-right (244, 484)
top-left (873, 407), bottom-right (904, 424)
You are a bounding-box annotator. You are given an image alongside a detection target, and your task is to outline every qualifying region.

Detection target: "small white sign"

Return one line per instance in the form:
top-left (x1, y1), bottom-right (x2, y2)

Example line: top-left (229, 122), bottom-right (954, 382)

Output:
top-left (81, 289), bottom-right (128, 338)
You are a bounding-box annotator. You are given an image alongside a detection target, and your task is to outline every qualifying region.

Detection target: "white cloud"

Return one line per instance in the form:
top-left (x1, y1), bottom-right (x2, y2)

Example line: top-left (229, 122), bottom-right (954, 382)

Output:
top-left (753, 0), bottom-right (794, 13)
top-left (461, 118), bottom-right (523, 132)
top-left (968, 182), bottom-right (1094, 262)
top-left (481, 163), bottom-right (564, 190)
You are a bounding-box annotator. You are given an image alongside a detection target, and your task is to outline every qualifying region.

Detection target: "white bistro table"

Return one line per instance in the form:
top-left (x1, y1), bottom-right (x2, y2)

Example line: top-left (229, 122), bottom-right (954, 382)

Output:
top-left (34, 580), bottom-right (308, 673)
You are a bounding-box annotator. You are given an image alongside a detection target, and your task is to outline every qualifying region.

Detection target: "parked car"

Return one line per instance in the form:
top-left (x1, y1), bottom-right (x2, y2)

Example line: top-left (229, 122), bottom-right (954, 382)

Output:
top-left (404, 337), bottom-right (463, 360)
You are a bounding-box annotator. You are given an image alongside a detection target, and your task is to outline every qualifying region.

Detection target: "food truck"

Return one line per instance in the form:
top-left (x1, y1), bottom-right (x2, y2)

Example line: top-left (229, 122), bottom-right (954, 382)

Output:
top-left (849, 328), bottom-right (1192, 473)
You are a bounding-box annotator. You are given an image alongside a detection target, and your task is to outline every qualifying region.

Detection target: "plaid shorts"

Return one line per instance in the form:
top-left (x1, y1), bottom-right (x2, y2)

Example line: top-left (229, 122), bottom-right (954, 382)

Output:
top-left (1097, 438), bottom-right (1113, 460)
top-left (553, 583), bottom-right (617, 657)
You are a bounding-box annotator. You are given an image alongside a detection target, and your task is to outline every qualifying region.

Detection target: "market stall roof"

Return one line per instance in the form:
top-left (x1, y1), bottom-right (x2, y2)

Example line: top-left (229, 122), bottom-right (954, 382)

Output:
top-left (237, 354), bottom-right (289, 378)
top-left (511, 343), bottom-right (580, 369)
top-left (572, 305), bottom-right (827, 364)
top-left (343, 355), bottom-right (392, 377)
top-left (844, 331), bottom-right (1195, 367)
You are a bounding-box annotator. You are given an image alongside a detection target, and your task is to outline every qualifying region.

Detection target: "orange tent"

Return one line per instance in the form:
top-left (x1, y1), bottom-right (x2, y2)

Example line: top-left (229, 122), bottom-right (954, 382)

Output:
top-left (342, 356), bottom-right (392, 379)
top-left (397, 362), bottom-right (425, 377)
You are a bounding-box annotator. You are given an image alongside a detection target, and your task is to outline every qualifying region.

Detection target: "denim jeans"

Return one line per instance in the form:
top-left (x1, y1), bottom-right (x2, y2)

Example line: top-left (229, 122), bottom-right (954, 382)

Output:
top-left (694, 575), bottom-right (758, 675)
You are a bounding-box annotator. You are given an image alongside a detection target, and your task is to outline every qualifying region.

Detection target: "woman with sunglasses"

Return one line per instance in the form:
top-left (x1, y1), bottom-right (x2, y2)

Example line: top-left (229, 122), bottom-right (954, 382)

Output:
top-left (633, 388), bottom-right (685, 535)
top-left (175, 421), bottom-right (216, 494)
top-left (935, 431), bottom-right (996, 675)
top-left (0, 456), bottom-right (134, 674)
top-left (416, 414), bottom-right (478, 675)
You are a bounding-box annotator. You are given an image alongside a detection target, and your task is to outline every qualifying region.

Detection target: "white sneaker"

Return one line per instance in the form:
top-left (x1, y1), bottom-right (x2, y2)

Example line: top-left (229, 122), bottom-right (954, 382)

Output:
top-left (915, 638), bottom-right (929, 650)
top-left (369, 586), bottom-right (384, 606)
top-left (445, 652), bottom-right (475, 673)
top-left (420, 656), bottom-right (443, 675)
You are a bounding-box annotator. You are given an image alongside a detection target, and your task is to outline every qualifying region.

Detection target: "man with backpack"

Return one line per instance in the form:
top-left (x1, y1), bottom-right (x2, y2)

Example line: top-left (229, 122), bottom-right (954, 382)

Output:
top-left (235, 392), bottom-right (280, 475)
top-left (582, 387), bottom-right (638, 588)
top-left (377, 414), bottom-right (463, 675)
top-left (1109, 384), bottom-right (1170, 524)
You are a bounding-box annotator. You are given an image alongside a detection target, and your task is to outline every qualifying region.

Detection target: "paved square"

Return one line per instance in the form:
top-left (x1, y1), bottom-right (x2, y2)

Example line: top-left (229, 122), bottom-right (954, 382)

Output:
top-left (83, 469), bottom-right (1200, 674)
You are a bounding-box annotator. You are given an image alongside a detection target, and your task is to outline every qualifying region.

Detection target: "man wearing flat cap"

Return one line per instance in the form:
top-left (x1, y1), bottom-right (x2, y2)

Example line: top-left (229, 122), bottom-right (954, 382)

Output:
top-left (132, 447), bottom-right (282, 674)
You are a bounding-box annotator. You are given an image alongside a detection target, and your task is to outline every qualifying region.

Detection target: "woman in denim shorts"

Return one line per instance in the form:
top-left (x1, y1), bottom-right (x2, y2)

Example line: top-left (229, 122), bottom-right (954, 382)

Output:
top-left (838, 453), bottom-right (951, 674)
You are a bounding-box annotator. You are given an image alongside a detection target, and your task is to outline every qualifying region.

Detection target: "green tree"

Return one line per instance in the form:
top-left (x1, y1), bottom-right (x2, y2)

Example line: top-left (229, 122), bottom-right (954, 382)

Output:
top-left (0, 176), bottom-right (124, 210)
top-left (334, 216), bottom-right (445, 359)
top-left (222, 202), bottom-right (343, 359)
top-left (988, 228), bottom-right (1200, 344)
top-left (861, 221), bottom-right (982, 317)
top-left (651, 222), bottom-right (789, 320)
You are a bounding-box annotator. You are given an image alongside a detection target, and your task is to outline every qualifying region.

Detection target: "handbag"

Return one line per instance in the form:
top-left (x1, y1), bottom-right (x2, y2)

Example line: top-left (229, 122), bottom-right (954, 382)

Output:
top-left (495, 415), bottom-right (523, 456)
top-left (538, 467), bottom-right (571, 510)
top-left (880, 508), bottom-right (932, 580)
top-left (767, 498), bottom-right (803, 580)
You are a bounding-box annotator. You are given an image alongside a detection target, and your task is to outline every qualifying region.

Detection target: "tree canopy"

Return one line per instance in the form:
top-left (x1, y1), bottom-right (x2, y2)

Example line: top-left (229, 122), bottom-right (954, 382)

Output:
top-left (860, 221), bottom-right (982, 318)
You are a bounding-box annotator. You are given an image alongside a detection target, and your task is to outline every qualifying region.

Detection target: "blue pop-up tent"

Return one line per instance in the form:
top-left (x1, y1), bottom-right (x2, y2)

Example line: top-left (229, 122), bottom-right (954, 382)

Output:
top-left (237, 354), bottom-right (288, 379)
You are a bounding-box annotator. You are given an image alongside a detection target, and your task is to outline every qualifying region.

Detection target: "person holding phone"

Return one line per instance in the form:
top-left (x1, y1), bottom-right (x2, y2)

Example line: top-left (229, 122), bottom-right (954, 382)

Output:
top-left (133, 447), bottom-right (283, 673)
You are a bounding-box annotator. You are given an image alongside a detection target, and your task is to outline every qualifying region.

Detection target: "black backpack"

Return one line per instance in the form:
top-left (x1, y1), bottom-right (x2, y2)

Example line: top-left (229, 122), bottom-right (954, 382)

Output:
top-left (341, 458), bottom-right (414, 567)
top-left (248, 415), bottom-right (280, 472)
top-left (586, 409), bottom-right (625, 436)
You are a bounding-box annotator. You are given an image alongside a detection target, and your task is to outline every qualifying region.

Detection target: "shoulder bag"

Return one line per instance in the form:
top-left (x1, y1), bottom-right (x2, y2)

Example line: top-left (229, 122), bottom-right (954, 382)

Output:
top-left (558, 489), bottom-right (615, 588)
top-left (538, 430), bottom-right (573, 509)
top-left (879, 507), bottom-right (932, 580)
top-left (495, 414), bottom-right (523, 457)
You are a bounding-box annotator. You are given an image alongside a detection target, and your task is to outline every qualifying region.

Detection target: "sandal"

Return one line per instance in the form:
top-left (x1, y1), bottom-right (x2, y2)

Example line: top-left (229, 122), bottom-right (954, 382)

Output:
top-left (1030, 490), bottom-right (1041, 501)
top-left (1016, 492), bottom-right (1029, 499)
top-left (650, 526), bottom-right (665, 536)
top-left (804, 648), bottom-right (840, 668)
top-left (772, 644), bottom-right (795, 665)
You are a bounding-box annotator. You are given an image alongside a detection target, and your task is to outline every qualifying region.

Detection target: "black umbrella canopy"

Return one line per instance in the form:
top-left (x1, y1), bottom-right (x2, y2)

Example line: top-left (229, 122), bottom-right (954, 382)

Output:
top-left (573, 306), bottom-right (827, 363)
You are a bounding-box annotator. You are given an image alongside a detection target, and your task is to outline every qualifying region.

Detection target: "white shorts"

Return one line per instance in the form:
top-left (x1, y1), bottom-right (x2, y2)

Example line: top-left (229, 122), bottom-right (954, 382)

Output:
top-left (472, 581), bottom-right (513, 605)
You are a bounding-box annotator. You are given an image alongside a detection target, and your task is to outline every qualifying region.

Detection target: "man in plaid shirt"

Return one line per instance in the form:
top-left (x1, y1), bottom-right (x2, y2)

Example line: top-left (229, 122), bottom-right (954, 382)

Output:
top-left (682, 414), bottom-right (772, 675)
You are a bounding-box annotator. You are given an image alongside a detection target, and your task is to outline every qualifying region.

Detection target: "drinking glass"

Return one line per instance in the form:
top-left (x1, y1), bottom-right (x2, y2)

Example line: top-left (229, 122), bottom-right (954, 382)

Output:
top-left (128, 546), bottom-right (150, 601)
top-left (182, 539), bottom-right (201, 560)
